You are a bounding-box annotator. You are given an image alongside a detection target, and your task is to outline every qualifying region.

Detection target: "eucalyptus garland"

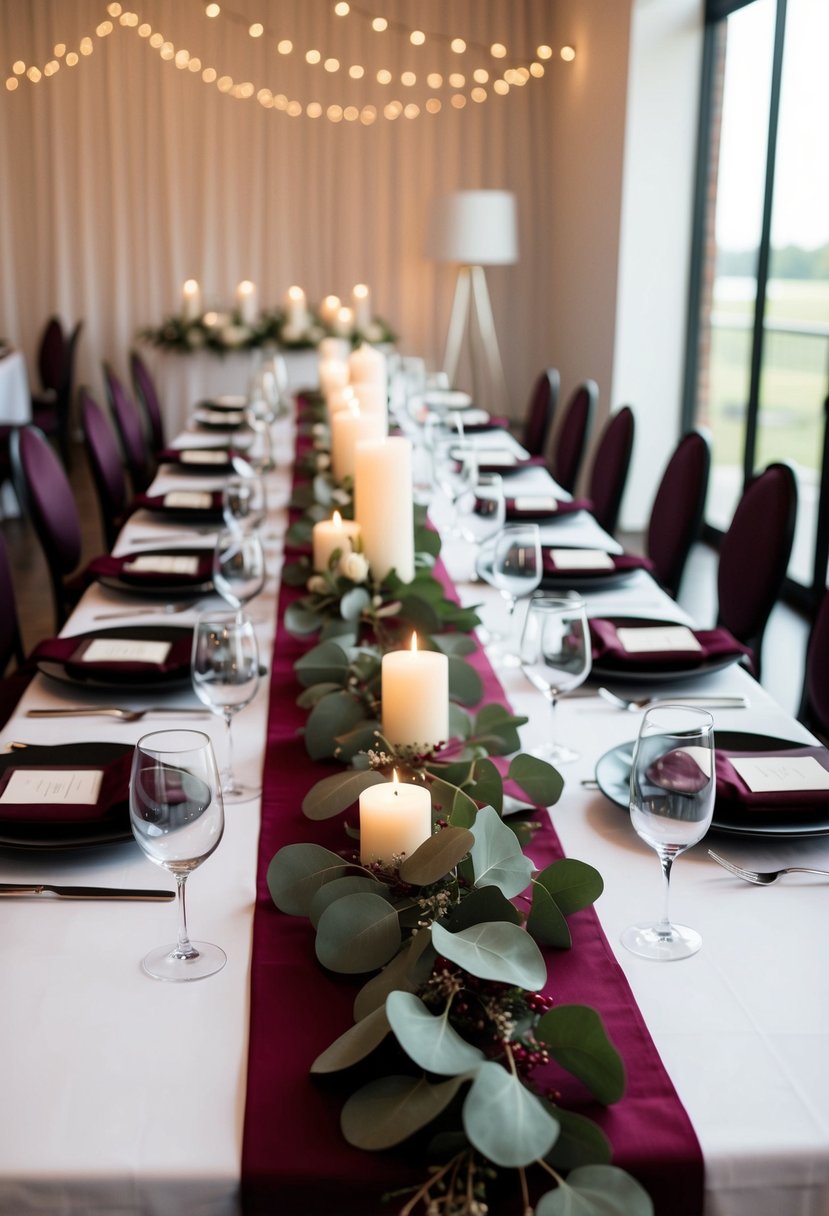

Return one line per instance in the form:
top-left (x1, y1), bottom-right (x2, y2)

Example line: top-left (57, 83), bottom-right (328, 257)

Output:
top-left (139, 308), bottom-right (396, 355)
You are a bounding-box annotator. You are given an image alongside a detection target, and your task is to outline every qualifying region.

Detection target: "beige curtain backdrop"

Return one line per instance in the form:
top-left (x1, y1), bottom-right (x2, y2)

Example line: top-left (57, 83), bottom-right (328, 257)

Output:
top-left (0, 0), bottom-right (573, 421)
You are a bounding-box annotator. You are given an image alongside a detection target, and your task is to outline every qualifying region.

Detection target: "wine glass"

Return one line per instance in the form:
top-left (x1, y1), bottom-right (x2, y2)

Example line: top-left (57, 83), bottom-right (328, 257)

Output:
top-left (622, 704), bottom-right (715, 961)
top-left (454, 472), bottom-right (506, 583)
top-left (519, 593), bottom-right (592, 763)
top-left (129, 729), bottom-right (225, 981)
top-left (489, 523), bottom-right (543, 665)
top-left (222, 474), bottom-right (267, 533)
top-left (191, 609), bottom-right (261, 803)
top-left (246, 370), bottom-right (277, 471)
top-left (213, 525), bottom-right (266, 613)
top-left (432, 438), bottom-right (478, 536)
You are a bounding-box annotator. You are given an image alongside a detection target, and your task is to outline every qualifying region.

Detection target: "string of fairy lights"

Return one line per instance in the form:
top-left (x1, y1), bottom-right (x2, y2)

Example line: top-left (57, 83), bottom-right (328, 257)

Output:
top-left (4, 1), bottom-right (576, 124)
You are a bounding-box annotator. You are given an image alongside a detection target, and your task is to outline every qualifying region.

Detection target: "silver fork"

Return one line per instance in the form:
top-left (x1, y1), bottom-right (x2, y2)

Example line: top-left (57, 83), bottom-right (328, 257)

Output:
top-left (26, 707), bottom-right (211, 722)
top-left (708, 849), bottom-right (829, 885)
top-left (93, 601), bottom-right (205, 620)
top-left (598, 687), bottom-right (748, 711)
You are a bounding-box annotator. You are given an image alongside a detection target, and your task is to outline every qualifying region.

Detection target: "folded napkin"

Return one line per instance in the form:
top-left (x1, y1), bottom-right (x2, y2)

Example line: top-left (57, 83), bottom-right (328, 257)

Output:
top-left (544, 551), bottom-right (654, 579)
top-left (157, 446), bottom-right (242, 472)
top-left (31, 631), bottom-right (193, 684)
top-left (0, 751), bottom-right (132, 824)
top-left (133, 489), bottom-right (225, 522)
top-left (475, 454), bottom-right (548, 475)
top-left (506, 496), bottom-right (592, 521)
top-left (86, 549), bottom-right (213, 587)
top-left (715, 745), bottom-right (829, 814)
top-left (589, 619), bottom-right (750, 669)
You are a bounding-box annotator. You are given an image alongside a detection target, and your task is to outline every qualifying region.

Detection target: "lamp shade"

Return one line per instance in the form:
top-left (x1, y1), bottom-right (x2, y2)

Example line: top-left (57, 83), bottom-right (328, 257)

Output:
top-left (430, 189), bottom-right (518, 266)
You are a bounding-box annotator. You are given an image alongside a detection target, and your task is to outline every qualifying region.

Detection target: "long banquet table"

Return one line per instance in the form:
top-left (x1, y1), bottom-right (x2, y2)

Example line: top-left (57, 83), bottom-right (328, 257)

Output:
top-left (1, 397), bottom-right (829, 1216)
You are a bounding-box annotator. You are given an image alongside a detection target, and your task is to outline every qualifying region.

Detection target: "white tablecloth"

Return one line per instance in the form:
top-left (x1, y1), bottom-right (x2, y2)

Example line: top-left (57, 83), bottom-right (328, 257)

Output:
top-left (0, 414), bottom-right (828, 1215)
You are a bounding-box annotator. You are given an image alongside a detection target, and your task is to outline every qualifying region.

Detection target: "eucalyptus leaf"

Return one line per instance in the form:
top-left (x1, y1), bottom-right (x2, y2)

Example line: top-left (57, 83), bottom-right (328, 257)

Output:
top-left (305, 691), bottom-right (366, 760)
top-left (443, 885), bottom-right (522, 933)
top-left (296, 681), bottom-right (342, 709)
top-left (448, 702), bottom-right (472, 741)
top-left (281, 560), bottom-right (311, 587)
top-left (313, 472), bottom-right (335, 505)
top-left (470, 805), bottom-right (534, 898)
top-left (447, 655), bottom-right (484, 707)
top-left (527, 880), bottom-right (572, 948)
top-left (310, 1004), bottom-right (390, 1074)
top-left (432, 920), bottom-right (546, 991)
top-left (535, 1165), bottom-right (654, 1216)
top-left (284, 601), bottom-right (323, 636)
top-left (334, 719), bottom-right (382, 761)
top-left (431, 633), bottom-right (477, 658)
top-left (469, 757), bottom-right (503, 816)
top-left (309, 875), bottom-right (387, 928)
top-left (508, 753), bottom-right (565, 807)
top-left (294, 639), bottom-right (351, 688)
top-left (535, 859), bottom-right (604, 916)
top-left (462, 1061), bottom-right (559, 1167)
top-left (341, 1073), bottom-right (467, 1150)
top-left (353, 929), bottom-right (435, 1021)
top-left (266, 843), bottom-right (353, 916)
top-left (414, 528), bottom-right (442, 558)
top-left (473, 703), bottom-right (527, 754)
top-left (315, 892), bottom-right (402, 974)
top-left (397, 595), bottom-right (441, 633)
top-left (398, 827), bottom-right (474, 886)
top-left (429, 778), bottom-right (479, 829)
top-left (301, 770), bottom-right (386, 821)
top-left (535, 1006), bottom-right (626, 1104)
top-left (544, 1106), bottom-right (612, 1170)
top-left (320, 618), bottom-right (358, 642)
top-left (340, 586), bottom-right (372, 622)
top-left (386, 991), bottom-right (485, 1076)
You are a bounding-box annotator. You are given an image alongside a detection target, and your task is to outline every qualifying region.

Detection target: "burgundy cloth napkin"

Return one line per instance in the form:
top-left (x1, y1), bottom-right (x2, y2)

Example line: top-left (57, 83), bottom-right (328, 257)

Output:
top-left (86, 550), bottom-right (213, 587)
top-left (30, 631), bottom-right (193, 683)
top-left (241, 426), bottom-right (703, 1216)
top-left (589, 618), bottom-right (750, 669)
top-left (133, 490), bottom-right (225, 521)
top-left (0, 752), bottom-right (132, 824)
top-left (544, 551), bottom-right (653, 578)
top-left (715, 745), bottom-right (829, 813)
top-left (506, 496), bottom-right (592, 520)
top-left (475, 453), bottom-right (548, 475)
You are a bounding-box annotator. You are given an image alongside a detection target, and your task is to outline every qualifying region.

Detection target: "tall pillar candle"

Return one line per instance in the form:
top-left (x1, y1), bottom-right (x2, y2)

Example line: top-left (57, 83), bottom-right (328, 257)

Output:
top-left (312, 510), bottom-right (362, 572)
top-left (331, 405), bottom-right (385, 483)
top-left (181, 279), bottom-right (202, 322)
top-left (319, 358), bottom-right (350, 398)
top-left (349, 342), bottom-right (387, 397)
top-left (236, 280), bottom-right (258, 325)
top-left (334, 306), bottom-right (354, 337)
top-left (381, 634), bottom-right (449, 750)
top-left (354, 436), bottom-right (415, 583)
top-left (352, 283), bottom-right (372, 331)
top-left (359, 770), bottom-right (432, 865)
top-left (351, 381), bottom-right (388, 432)
top-left (285, 285), bottom-right (308, 329)
top-left (319, 295), bottom-right (341, 326)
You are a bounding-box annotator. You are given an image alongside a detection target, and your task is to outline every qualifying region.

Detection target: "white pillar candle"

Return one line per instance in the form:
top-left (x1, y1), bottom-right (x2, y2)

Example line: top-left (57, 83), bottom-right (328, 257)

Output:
top-left (327, 384), bottom-right (356, 419)
top-left (352, 283), bottom-right (372, 331)
top-left (319, 336), bottom-right (351, 362)
top-left (354, 437), bottom-right (415, 583)
top-left (312, 510), bottom-right (362, 572)
top-left (351, 381), bottom-right (388, 431)
top-left (359, 769), bottom-right (433, 866)
top-left (334, 306), bottom-right (355, 337)
top-left (285, 285), bottom-right (308, 328)
top-left (331, 404), bottom-right (385, 483)
top-left (381, 634), bottom-right (449, 751)
top-left (319, 295), bottom-right (341, 325)
top-left (319, 358), bottom-right (350, 398)
top-left (349, 342), bottom-right (387, 397)
top-left (181, 279), bottom-right (202, 322)
top-left (236, 280), bottom-right (258, 325)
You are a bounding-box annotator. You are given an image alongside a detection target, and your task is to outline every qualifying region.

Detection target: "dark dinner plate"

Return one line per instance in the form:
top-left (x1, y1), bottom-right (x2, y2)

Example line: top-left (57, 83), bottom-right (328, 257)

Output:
top-left (541, 553), bottom-right (644, 592)
top-left (589, 616), bottom-right (745, 684)
top-left (595, 730), bottom-right (829, 837)
top-left (0, 743), bottom-right (133, 849)
top-left (36, 625), bottom-right (193, 690)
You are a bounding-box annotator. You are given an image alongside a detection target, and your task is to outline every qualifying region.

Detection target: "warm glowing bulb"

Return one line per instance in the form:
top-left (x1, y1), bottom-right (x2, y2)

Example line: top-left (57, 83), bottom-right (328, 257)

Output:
top-left (349, 64), bottom-right (364, 79)
top-left (471, 86), bottom-right (486, 102)
top-left (306, 49), bottom-right (320, 64)
top-left (537, 44), bottom-right (553, 60)
top-left (425, 97), bottom-right (441, 113)
top-left (372, 17), bottom-right (388, 32)
top-left (257, 88), bottom-right (273, 105)
top-left (426, 72), bottom-right (443, 88)
top-left (80, 38), bottom-right (94, 55)
top-left (410, 30), bottom-right (425, 45)
top-left (66, 52), bottom-right (79, 66)
top-left (287, 100), bottom-right (302, 116)
top-left (97, 21), bottom-right (113, 36)
top-left (403, 103), bottom-right (419, 119)
top-left (376, 68), bottom-right (391, 84)
top-left (306, 101), bottom-right (322, 117)
top-left (189, 57), bottom-right (201, 71)
top-left (217, 74), bottom-right (233, 91)
top-left (175, 50), bottom-right (190, 68)
top-left (473, 68), bottom-right (489, 83)
top-left (490, 42), bottom-right (507, 58)
top-left (12, 61), bottom-right (25, 75)
top-left (327, 105), bottom-right (343, 123)
top-left (149, 32), bottom-right (163, 48)
top-left (530, 61), bottom-right (544, 77)
top-left (560, 45), bottom-right (576, 61)
top-left (493, 79), bottom-right (509, 95)
top-left (449, 72), bottom-right (465, 88)
top-left (138, 23), bottom-right (151, 37)
top-left (344, 106), bottom-right (359, 121)
top-left (205, 2), bottom-right (220, 15)
top-left (384, 100), bottom-right (402, 119)
top-left (27, 66), bottom-right (42, 82)
top-left (451, 38), bottom-right (466, 53)
top-left (334, 1), bottom-right (350, 13)
top-left (107, 1), bottom-right (122, 14)
top-left (54, 43), bottom-right (66, 56)
top-left (249, 23), bottom-right (263, 37)
top-left (277, 40), bottom-right (292, 54)
top-left (451, 94), bottom-right (466, 108)
top-left (360, 105), bottom-right (377, 124)
top-left (324, 57), bottom-right (340, 72)
top-left (160, 44), bottom-right (175, 61)
top-left (401, 71), bottom-right (416, 87)
top-left (6, 78), bottom-right (18, 91)
top-left (202, 66), bottom-right (217, 82)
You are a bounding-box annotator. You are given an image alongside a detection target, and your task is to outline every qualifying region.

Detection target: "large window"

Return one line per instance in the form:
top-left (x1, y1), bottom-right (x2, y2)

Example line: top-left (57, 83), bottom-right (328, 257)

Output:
top-left (686, 0), bottom-right (829, 601)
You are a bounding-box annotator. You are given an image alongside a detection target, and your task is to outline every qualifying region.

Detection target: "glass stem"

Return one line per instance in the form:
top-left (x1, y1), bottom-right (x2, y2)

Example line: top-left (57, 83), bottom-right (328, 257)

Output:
top-left (547, 693), bottom-right (558, 746)
top-left (658, 852), bottom-right (674, 932)
top-left (224, 710), bottom-right (236, 792)
top-left (174, 874), bottom-right (198, 961)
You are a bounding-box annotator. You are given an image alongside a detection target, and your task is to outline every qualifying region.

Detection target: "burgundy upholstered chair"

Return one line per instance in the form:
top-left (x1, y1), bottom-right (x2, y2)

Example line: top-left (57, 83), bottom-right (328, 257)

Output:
top-left (30, 317), bottom-right (83, 470)
top-left (522, 368), bottom-right (560, 458)
top-left (587, 405), bottom-right (635, 537)
top-left (0, 530), bottom-right (24, 676)
top-left (549, 379), bottom-right (598, 494)
top-left (9, 425), bottom-right (85, 630)
top-left (645, 430), bottom-right (711, 598)
top-left (130, 349), bottom-right (165, 453)
top-left (80, 387), bottom-right (132, 550)
top-left (799, 590), bottom-right (829, 741)
top-left (717, 462), bottom-right (797, 678)
top-left (103, 362), bottom-right (155, 493)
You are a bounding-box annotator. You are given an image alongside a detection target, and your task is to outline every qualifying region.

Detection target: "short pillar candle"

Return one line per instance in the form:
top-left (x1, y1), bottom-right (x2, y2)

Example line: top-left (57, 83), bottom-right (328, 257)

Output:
top-left (312, 510), bottom-right (362, 572)
top-left (381, 633), bottom-right (449, 751)
top-left (359, 769), bottom-right (432, 865)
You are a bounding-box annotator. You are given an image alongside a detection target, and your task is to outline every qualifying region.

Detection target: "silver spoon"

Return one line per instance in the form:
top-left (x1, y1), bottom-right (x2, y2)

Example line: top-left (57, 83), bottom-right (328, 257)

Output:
top-left (93, 601), bottom-right (207, 620)
top-left (597, 687), bottom-right (748, 711)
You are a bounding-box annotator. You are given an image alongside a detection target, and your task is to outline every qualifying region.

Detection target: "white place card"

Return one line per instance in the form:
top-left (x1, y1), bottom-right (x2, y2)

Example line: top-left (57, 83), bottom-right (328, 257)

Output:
top-left (449, 409), bottom-right (489, 427)
top-left (179, 449), bottom-right (229, 464)
top-left (550, 549), bottom-right (615, 570)
top-left (81, 639), bottom-right (172, 665)
top-left (212, 395), bottom-right (246, 407)
top-left (0, 768), bottom-right (103, 806)
top-left (514, 496), bottom-right (558, 513)
top-left (474, 449), bottom-right (517, 466)
top-left (730, 755), bottom-right (829, 794)
top-left (617, 625), bottom-right (702, 654)
top-left (163, 491), bottom-right (213, 510)
top-left (200, 410), bottom-right (244, 426)
top-left (122, 555), bottom-right (201, 576)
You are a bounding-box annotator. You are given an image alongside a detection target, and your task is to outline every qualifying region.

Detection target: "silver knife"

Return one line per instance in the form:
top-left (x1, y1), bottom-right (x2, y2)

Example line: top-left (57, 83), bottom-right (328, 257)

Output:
top-left (0, 883), bottom-right (175, 901)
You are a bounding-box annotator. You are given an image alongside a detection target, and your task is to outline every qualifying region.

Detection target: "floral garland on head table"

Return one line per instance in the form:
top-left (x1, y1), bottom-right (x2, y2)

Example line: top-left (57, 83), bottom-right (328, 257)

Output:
top-left (263, 388), bottom-right (656, 1216)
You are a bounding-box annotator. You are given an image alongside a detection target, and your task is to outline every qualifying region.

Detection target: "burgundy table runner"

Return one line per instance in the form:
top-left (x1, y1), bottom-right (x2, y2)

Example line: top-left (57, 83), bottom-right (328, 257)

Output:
top-left (241, 420), bottom-right (703, 1216)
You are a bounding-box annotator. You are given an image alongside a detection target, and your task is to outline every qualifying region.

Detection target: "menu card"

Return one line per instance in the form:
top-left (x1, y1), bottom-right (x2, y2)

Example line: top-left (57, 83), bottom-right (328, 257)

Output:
top-left (179, 449), bottom-right (229, 464)
top-left (514, 496), bottom-right (558, 513)
top-left (81, 639), bottom-right (172, 665)
top-left (121, 555), bottom-right (201, 576)
top-left (163, 491), bottom-right (213, 510)
top-left (616, 625), bottom-right (703, 654)
top-left (200, 409), bottom-right (244, 426)
top-left (549, 549), bottom-right (615, 570)
top-left (730, 755), bottom-right (829, 794)
top-left (0, 769), bottom-right (103, 806)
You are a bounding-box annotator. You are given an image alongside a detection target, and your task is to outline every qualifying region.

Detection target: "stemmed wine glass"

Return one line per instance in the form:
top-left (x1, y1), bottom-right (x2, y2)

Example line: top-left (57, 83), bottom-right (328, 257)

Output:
top-left (489, 523), bottom-right (543, 665)
top-left (622, 704), bottom-right (715, 961)
top-left (213, 525), bottom-right (266, 614)
top-left (519, 594), bottom-right (592, 763)
top-left (191, 609), bottom-right (261, 803)
top-left (453, 472), bottom-right (506, 584)
top-left (129, 729), bottom-right (225, 981)
top-left (222, 474), bottom-right (267, 534)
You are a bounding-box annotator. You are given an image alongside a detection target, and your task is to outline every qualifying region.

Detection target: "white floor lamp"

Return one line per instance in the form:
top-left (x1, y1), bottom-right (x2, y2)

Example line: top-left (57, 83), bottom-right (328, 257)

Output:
top-left (430, 190), bottom-right (518, 411)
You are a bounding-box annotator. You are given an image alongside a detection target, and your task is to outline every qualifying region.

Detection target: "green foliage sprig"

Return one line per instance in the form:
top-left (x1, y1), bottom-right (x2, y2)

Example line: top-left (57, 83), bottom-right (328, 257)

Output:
top-left (139, 307), bottom-right (396, 354)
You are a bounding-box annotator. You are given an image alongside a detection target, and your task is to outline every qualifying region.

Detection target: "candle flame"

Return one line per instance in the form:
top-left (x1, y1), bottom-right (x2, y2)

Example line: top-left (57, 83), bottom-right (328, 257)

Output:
top-left (288, 284), bottom-right (304, 299)
top-left (353, 283), bottom-right (369, 298)
top-left (332, 510), bottom-right (342, 529)
top-left (410, 633), bottom-right (418, 653)
top-left (392, 768), bottom-right (400, 794)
